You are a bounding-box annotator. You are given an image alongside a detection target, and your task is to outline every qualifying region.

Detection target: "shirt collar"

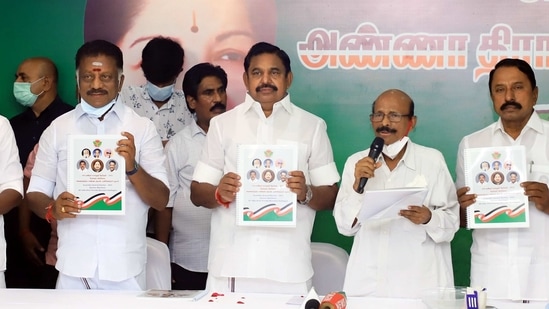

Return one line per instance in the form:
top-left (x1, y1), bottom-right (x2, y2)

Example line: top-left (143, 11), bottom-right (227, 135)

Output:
top-left (21, 96), bottom-right (63, 120)
top-left (380, 139), bottom-right (417, 171)
top-left (75, 95), bottom-right (123, 121)
top-left (242, 92), bottom-right (294, 116)
top-left (493, 111), bottom-right (544, 137)
top-left (401, 140), bottom-right (417, 170)
top-left (189, 119), bottom-right (206, 137)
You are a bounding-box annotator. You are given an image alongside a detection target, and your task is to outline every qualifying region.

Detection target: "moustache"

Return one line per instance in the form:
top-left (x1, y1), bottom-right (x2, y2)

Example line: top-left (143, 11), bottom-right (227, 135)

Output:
top-left (210, 102), bottom-right (226, 112)
top-left (255, 84), bottom-right (278, 92)
top-left (376, 126), bottom-right (397, 134)
top-left (500, 101), bottom-right (522, 111)
top-left (87, 89), bottom-right (108, 96)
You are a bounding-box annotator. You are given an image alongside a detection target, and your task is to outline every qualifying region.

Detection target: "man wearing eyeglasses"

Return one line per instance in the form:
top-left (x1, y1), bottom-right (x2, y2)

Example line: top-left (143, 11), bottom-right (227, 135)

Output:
top-left (333, 89), bottom-right (459, 298)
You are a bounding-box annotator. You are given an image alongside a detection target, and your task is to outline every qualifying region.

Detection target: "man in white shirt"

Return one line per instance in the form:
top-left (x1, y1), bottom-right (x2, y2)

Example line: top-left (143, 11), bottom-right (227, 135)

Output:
top-left (26, 40), bottom-right (169, 290)
top-left (334, 89), bottom-right (459, 298)
top-left (119, 36), bottom-right (194, 241)
top-left (456, 58), bottom-right (549, 300)
top-left (119, 37), bottom-right (194, 146)
top-left (159, 63), bottom-right (228, 290)
top-left (191, 42), bottom-right (340, 294)
top-left (0, 116), bottom-right (24, 288)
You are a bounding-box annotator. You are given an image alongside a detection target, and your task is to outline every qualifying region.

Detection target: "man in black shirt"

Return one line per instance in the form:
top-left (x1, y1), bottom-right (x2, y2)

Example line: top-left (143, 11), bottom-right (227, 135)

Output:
top-left (6, 57), bottom-right (73, 288)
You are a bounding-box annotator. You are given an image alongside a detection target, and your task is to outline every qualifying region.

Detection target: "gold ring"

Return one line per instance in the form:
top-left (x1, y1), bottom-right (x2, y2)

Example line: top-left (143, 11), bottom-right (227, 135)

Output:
top-left (61, 206), bottom-right (65, 213)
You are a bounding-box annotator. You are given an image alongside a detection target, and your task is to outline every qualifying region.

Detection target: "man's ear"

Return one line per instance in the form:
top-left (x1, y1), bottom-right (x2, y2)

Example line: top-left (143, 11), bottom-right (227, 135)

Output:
top-left (118, 74), bottom-right (125, 92)
top-left (42, 75), bottom-right (53, 92)
top-left (285, 71), bottom-right (293, 91)
top-left (187, 95), bottom-right (197, 110)
top-left (243, 72), bottom-right (250, 91)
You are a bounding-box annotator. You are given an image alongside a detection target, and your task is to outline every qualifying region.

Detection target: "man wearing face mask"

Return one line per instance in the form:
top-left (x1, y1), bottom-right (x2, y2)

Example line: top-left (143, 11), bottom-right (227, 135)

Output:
top-left (27, 40), bottom-right (169, 290)
top-left (333, 89), bottom-right (459, 298)
top-left (6, 57), bottom-right (73, 288)
top-left (120, 36), bottom-right (194, 147)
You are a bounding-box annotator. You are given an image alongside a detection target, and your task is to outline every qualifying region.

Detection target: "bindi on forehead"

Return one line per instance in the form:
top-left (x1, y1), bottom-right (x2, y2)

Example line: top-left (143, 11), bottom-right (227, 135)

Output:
top-left (92, 61), bottom-right (103, 72)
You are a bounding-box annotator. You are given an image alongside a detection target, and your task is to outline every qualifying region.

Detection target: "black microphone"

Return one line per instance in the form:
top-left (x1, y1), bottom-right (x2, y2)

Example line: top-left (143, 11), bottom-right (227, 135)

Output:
top-left (356, 137), bottom-right (384, 194)
top-left (304, 299), bottom-right (320, 309)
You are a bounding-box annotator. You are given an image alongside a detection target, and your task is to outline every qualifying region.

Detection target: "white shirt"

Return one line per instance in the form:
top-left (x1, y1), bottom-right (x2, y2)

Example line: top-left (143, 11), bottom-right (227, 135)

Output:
top-left (193, 93), bottom-right (340, 285)
top-left (28, 99), bottom-right (169, 282)
top-left (334, 140), bottom-right (458, 298)
top-left (165, 120), bottom-right (211, 272)
top-left (120, 85), bottom-right (194, 142)
top-left (0, 116), bottom-right (24, 272)
top-left (456, 112), bottom-right (549, 300)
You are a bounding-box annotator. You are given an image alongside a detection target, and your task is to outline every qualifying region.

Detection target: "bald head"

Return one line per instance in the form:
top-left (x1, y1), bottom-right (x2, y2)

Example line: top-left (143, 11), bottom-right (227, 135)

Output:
top-left (15, 57), bottom-right (60, 111)
top-left (29, 57), bottom-right (58, 83)
top-left (372, 89), bottom-right (414, 116)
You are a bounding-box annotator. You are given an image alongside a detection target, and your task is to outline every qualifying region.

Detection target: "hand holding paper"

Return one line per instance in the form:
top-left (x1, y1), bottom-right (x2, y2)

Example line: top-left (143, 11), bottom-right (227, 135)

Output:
top-left (357, 187), bottom-right (428, 222)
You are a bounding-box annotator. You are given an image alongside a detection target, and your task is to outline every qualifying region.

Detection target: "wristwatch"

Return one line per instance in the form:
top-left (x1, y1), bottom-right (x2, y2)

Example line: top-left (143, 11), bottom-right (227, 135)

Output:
top-left (126, 162), bottom-right (139, 176)
top-left (298, 185), bottom-right (313, 205)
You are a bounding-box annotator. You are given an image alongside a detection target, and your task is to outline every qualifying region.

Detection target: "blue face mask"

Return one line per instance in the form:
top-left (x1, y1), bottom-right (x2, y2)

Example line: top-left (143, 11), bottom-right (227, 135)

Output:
top-left (146, 81), bottom-right (174, 101)
top-left (13, 77), bottom-right (45, 107)
top-left (80, 96), bottom-right (117, 118)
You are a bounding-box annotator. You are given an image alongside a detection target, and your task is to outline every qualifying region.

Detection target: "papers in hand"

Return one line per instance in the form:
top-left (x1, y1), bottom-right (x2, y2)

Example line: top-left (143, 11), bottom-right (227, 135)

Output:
top-left (358, 187), bottom-right (428, 222)
top-left (139, 289), bottom-right (208, 301)
top-left (463, 146), bottom-right (529, 229)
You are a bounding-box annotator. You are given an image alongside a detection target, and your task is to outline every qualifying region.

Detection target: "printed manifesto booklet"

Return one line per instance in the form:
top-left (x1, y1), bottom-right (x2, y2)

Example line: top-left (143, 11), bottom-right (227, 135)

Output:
top-left (67, 135), bottom-right (125, 215)
top-left (464, 145), bottom-right (529, 229)
top-left (236, 144), bottom-right (297, 227)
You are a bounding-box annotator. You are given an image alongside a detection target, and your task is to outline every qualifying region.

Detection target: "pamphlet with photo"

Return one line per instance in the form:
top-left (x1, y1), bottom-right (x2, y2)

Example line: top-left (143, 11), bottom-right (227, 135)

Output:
top-left (67, 135), bottom-right (125, 215)
top-left (464, 146), bottom-right (529, 228)
top-left (236, 144), bottom-right (297, 227)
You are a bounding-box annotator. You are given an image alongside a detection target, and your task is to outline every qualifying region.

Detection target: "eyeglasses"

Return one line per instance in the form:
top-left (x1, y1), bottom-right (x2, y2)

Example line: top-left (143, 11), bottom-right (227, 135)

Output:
top-left (369, 112), bottom-right (411, 123)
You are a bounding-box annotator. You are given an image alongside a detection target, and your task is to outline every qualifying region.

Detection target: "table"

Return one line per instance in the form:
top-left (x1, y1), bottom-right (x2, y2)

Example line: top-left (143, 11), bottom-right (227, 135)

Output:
top-left (0, 289), bottom-right (546, 308)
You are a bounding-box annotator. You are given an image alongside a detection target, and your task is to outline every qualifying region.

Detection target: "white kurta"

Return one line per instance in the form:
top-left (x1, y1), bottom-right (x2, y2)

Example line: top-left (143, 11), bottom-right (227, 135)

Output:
top-left (28, 100), bottom-right (168, 282)
top-left (456, 113), bottom-right (549, 300)
top-left (193, 93), bottom-right (340, 287)
top-left (165, 121), bottom-right (211, 272)
top-left (0, 116), bottom-right (24, 273)
top-left (334, 140), bottom-right (458, 298)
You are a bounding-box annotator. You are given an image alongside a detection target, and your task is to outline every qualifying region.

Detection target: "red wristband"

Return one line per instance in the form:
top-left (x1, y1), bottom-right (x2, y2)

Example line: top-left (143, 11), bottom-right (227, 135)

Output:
top-left (215, 188), bottom-right (230, 208)
top-left (45, 201), bottom-right (55, 223)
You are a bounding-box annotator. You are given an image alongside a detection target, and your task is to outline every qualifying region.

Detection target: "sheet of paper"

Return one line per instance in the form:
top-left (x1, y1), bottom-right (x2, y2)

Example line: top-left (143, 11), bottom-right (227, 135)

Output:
top-left (464, 146), bottom-right (529, 229)
top-left (139, 289), bottom-right (208, 301)
top-left (67, 135), bottom-right (126, 215)
top-left (358, 187), bottom-right (428, 222)
top-left (236, 144), bottom-right (298, 227)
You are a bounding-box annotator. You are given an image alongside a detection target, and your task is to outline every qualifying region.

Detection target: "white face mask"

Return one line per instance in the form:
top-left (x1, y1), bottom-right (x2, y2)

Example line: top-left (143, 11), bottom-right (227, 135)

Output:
top-left (13, 77), bottom-right (45, 107)
top-left (146, 81), bottom-right (174, 101)
top-left (382, 136), bottom-right (409, 160)
top-left (80, 96), bottom-right (116, 118)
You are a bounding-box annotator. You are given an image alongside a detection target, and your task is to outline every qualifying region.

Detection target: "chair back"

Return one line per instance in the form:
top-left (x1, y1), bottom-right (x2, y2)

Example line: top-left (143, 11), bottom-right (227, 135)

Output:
top-left (146, 237), bottom-right (171, 290)
top-left (310, 242), bottom-right (349, 295)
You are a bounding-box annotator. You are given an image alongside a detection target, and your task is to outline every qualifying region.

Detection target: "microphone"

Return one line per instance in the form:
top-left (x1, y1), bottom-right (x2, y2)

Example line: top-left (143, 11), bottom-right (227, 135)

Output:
top-left (304, 299), bottom-right (320, 309)
top-left (319, 291), bottom-right (347, 309)
top-left (356, 137), bottom-right (384, 194)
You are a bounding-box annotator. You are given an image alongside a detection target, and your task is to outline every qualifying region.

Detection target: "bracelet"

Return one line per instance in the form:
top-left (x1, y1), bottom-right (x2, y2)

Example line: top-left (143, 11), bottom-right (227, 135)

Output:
top-left (215, 188), bottom-right (230, 208)
top-left (45, 201), bottom-right (55, 223)
top-left (126, 162), bottom-right (139, 176)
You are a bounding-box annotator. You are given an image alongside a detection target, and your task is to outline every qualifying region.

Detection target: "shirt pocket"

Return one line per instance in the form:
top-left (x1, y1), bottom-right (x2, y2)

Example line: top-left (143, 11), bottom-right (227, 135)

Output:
top-left (529, 163), bottom-right (549, 184)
